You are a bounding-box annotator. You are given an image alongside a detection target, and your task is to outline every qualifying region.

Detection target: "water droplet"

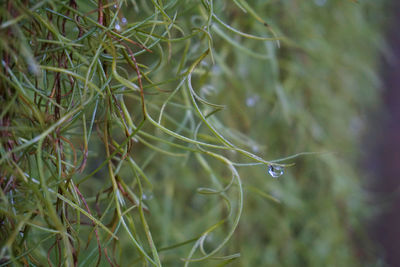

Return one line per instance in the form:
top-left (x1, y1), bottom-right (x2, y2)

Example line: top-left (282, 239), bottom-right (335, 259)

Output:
top-left (113, 4), bottom-right (118, 9)
top-left (121, 17), bottom-right (128, 26)
top-left (268, 165), bottom-right (284, 178)
top-left (246, 94), bottom-right (259, 107)
top-left (251, 145), bottom-right (259, 153)
top-left (142, 191), bottom-right (154, 201)
top-left (115, 22), bottom-right (121, 31)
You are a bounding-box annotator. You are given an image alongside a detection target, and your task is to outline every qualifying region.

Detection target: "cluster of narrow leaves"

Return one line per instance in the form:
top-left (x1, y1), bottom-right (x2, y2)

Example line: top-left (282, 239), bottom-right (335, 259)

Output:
top-left (0, 0), bottom-right (296, 266)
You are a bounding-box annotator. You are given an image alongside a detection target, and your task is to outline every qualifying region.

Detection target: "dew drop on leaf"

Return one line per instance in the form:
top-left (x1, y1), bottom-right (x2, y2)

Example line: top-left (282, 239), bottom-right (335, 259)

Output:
top-left (268, 165), bottom-right (284, 178)
top-left (246, 95), bottom-right (259, 107)
top-left (121, 17), bottom-right (128, 26)
top-left (115, 22), bottom-right (121, 31)
top-left (142, 191), bottom-right (154, 201)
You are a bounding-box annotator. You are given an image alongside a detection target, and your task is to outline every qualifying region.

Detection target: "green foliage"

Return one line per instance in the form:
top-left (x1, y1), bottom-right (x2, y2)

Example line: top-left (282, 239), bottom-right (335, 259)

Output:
top-left (0, 0), bottom-right (384, 266)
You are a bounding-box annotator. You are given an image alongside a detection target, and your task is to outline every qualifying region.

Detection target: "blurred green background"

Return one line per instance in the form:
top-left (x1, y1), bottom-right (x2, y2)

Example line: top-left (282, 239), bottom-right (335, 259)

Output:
top-left (0, 0), bottom-right (388, 266)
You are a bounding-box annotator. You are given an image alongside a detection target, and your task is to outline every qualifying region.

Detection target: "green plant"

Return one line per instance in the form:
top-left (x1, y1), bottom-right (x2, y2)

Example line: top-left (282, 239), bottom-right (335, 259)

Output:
top-left (0, 0), bottom-right (385, 266)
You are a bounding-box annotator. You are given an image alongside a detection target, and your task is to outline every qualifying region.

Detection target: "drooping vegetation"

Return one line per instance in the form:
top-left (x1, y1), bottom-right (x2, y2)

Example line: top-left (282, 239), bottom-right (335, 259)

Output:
top-left (0, 0), bottom-right (385, 266)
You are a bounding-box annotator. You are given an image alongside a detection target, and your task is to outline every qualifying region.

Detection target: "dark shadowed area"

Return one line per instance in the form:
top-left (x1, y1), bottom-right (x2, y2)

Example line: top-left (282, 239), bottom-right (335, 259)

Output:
top-left (369, 2), bottom-right (400, 266)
